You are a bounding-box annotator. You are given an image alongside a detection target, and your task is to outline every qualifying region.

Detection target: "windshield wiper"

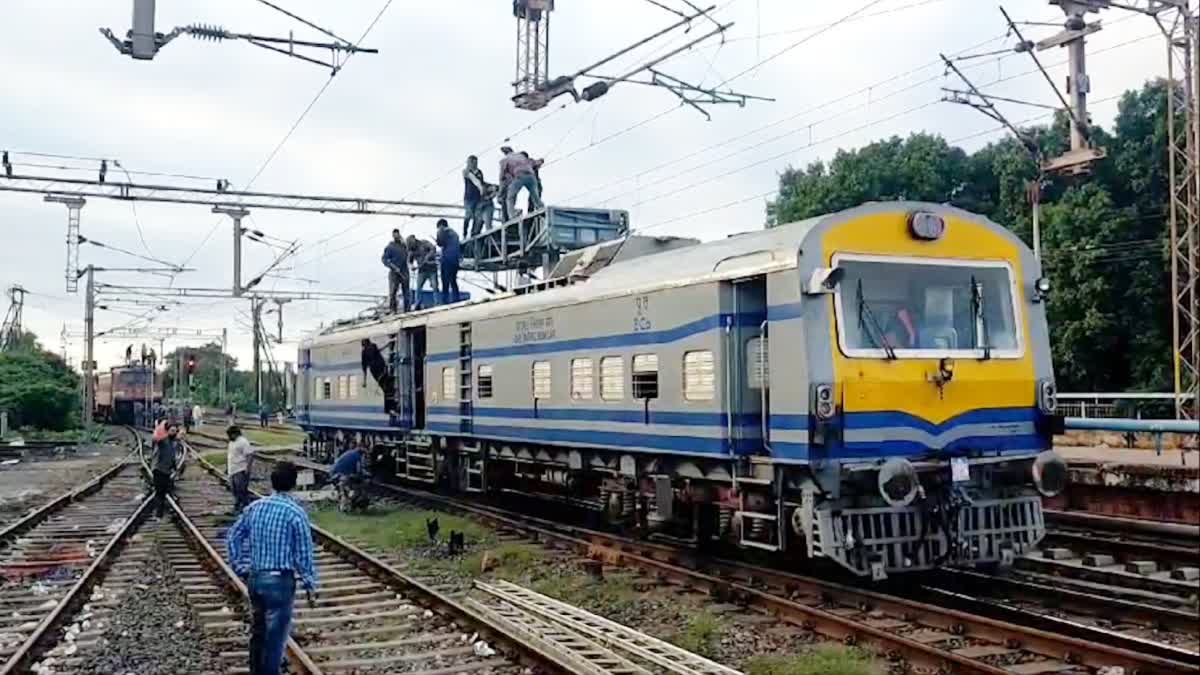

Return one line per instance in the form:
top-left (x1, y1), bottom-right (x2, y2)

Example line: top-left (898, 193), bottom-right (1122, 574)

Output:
top-left (856, 279), bottom-right (897, 360)
top-left (971, 274), bottom-right (991, 360)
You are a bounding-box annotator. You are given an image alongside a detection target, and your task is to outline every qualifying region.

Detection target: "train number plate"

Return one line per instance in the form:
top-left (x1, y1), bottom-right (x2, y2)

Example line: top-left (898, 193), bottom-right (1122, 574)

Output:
top-left (951, 457), bottom-right (970, 483)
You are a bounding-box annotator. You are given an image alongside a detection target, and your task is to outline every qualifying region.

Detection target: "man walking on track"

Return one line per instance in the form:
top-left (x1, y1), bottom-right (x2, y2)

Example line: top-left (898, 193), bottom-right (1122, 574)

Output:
top-left (227, 425), bottom-right (253, 514)
top-left (151, 423), bottom-right (183, 519)
top-left (226, 461), bottom-right (318, 675)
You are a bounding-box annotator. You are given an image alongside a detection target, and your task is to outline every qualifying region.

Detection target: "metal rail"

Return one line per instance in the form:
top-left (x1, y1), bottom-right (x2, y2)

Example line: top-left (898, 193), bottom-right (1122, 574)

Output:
top-left (263, 454), bottom-right (1197, 675)
top-left (139, 434), bottom-right (322, 675)
top-left (187, 452), bottom-right (577, 674)
top-left (0, 428), bottom-right (145, 674)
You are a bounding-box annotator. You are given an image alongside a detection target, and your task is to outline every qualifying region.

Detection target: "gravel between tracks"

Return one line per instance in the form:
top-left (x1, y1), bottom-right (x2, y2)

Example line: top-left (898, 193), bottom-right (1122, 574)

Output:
top-left (78, 527), bottom-right (223, 675)
top-left (0, 443), bottom-right (130, 529)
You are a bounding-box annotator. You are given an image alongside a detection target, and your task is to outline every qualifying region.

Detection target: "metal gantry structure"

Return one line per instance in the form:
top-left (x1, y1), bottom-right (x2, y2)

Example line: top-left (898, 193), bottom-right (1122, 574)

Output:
top-left (0, 163), bottom-right (463, 295)
top-left (1, 286), bottom-right (28, 351)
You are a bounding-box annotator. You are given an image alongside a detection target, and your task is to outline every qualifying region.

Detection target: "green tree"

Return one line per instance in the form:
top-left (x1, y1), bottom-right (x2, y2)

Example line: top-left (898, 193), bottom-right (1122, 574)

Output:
top-left (766, 80), bottom-right (1175, 391)
top-left (0, 335), bottom-right (81, 431)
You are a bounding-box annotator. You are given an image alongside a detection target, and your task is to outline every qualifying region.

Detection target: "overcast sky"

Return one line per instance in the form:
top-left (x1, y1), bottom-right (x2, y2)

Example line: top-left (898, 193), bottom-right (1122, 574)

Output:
top-left (0, 0), bottom-right (1170, 372)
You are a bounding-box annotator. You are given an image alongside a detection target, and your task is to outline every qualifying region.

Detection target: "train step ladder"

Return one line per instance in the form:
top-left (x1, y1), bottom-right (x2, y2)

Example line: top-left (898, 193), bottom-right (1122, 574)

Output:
top-left (404, 446), bottom-right (437, 483)
top-left (458, 322), bottom-right (473, 434)
top-left (735, 511), bottom-right (780, 552)
top-left (464, 447), bottom-right (485, 493)
top-left (476, 580), bottom-right (743, 675)
top-left (463, 596), bottom-right (650, 675)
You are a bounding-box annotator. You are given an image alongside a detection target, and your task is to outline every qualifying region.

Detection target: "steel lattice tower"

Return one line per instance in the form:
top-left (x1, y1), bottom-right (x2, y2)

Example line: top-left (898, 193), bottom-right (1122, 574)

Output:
top-left (1, 286), bottom-right (27, 351)
top-left (513, 0), bottom-right (552, 109)
top-left (1159, 4), bottom-right (1200, 419)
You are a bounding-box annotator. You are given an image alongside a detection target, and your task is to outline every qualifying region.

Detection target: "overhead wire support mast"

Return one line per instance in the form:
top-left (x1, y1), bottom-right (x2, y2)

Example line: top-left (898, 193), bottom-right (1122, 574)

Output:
top-left (99, 0), bottom-right (378, 74)
top-left (588, 69), bottom-right (776, 120)
top-left (1001, 4), bottom-right (1106, 173)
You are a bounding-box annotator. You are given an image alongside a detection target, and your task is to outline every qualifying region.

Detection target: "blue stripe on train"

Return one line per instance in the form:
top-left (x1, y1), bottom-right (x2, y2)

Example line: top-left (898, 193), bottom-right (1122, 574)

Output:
top-left (427, 405), bottom-right (761, 428)
top-left (428, 311), bottom-right (766, 363)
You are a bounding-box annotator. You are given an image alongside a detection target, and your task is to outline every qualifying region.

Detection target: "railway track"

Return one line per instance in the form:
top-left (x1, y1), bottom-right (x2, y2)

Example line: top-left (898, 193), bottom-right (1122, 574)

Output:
top-left (262, 452), bottom-right (1199, 675)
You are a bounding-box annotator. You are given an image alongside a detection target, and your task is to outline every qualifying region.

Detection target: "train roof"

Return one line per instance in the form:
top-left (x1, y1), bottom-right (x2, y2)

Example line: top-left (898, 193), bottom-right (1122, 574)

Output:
top-left (303, 213), bottom-right (822, 345)
top-left (302, 201), bottom-right (1024, 345)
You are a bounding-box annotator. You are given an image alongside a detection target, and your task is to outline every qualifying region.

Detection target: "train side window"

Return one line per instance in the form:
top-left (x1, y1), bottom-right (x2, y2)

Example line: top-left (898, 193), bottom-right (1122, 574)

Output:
top-left (532, 361), bottom-right (552, 399)
top-left (337, 375), bottom-right (348, 400)
top-left (632, 354), bottom-right (659, 399)
top-left (478, 365), bottom-right (494, 399)
top-left (683, 350), bottom-right (715, 401)
top-left (321, 378), bottom-right (332, 401)
top-left (570, 358), bottom-right (594, 400)
top-left (746, 337), bottom-right (768, 390)
top-left (348, 374), bottom-right (359, 399)
top-left (442, 367), bottom-right (457, 402)
top-left (600, 357), bottom-right (624, 401)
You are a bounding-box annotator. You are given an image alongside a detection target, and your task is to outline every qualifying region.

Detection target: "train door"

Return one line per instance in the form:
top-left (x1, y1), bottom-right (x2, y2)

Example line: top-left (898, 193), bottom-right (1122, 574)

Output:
top-left (298, 348), bottom-right (311, 424)
top-left (726, 276), bottom-right (768, 455)
top-left (400, 326), bottom-right (428, 429)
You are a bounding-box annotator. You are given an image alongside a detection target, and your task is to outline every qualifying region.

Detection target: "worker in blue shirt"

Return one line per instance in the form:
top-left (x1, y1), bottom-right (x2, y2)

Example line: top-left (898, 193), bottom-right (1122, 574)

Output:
top-left (226, 461), bottom-right (318, 675)
top-left (435, 219), bottom-right (461, 305)
top-left (329, 447), bottom-right (364, 480)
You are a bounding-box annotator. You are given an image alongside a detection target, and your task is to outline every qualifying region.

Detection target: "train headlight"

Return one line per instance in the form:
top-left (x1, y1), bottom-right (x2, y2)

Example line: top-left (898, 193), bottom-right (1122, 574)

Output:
top-left (1037, 379), bottom-right (1057, 414)
top-left (1031, 450), bottom-right (1068, 497)
top-left (878, 458), bottom-right (920, 507)
top-left (1033, 277), bottom-right (1051, 303)
top-left (812, 383), bottom-right (835, 420)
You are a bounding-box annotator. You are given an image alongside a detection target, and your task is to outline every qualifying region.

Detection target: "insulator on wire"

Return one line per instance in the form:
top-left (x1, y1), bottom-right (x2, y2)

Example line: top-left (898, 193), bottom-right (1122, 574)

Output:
top-left (187, 24), bottom-right (230, 41)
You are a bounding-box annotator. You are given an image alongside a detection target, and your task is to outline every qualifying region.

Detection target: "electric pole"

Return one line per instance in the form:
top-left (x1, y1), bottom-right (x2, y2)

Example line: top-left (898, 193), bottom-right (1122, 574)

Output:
top-left (252, 297), bottom-right (264, 409)
top-left (220, 327), bottom-right (228, 407)
top-left (82, 266), bottom-right (95, 427)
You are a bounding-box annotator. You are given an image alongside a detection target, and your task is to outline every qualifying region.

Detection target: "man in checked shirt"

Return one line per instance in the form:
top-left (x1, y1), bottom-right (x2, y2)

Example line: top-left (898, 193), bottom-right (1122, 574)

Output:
top-left (226, 461), bottom-right (319, 675)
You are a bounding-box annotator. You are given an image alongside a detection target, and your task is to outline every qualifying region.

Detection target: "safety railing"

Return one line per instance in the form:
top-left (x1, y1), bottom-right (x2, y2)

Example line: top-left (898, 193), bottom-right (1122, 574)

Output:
top-left (1064, 417), bottom-right (1199, 464)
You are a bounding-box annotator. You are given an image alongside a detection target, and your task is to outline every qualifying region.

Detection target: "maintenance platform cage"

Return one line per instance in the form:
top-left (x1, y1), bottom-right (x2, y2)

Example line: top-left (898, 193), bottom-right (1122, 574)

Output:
top-left (461, 206), bottom-right (630, 273)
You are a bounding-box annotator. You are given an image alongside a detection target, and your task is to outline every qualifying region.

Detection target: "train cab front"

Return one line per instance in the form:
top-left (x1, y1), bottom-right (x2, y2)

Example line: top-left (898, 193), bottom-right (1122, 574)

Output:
top-left (796, 204), bottom-right (1067, 579)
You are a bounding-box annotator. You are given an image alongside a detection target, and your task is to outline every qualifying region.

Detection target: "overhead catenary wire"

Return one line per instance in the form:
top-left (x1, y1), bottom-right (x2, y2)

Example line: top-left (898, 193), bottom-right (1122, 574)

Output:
top-left (300, 0), bottom-right (927, 284)
top-left (617, 31), bottom-right (1158, 220)
top-left (574, 11), bottom-right (1144, 208)
top-left (175, 0), bottom-right (397, 273)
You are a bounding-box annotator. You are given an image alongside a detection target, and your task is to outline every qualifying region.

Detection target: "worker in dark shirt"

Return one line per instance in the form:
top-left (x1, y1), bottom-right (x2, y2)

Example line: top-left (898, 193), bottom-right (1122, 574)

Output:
top-left (406, 234), bottom-right (440, 309)
top-left (361, 338), bottom-right (396, 414)
top-left (152, 424), bottom-right (183, 519)
top-left (463, 155), bottom-right (486, 239)
top-left (381, 229), bottom-right (410, 313)
top-left (435, 219), bottom-right (462, 306)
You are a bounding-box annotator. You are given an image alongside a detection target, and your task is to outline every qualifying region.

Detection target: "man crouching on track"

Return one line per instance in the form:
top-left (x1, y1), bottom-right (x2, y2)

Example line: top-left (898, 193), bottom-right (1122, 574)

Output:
top-left (151, 424), bottom-right (184, 520)
top-left (226, 461), bottom-right (319, 675)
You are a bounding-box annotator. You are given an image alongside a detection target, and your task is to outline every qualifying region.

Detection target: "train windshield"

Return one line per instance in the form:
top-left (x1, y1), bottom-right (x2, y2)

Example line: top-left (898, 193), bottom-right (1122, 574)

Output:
top-left (832, 254), bottom-right (1022, 359)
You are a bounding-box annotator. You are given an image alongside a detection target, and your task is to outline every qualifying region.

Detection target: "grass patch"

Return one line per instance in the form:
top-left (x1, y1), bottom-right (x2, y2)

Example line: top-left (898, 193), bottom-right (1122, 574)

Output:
top-left (311, 507), bottom-right (493, 551)
top-left (458, 543), bottom-right (545, 578)
top-left (746, 646), bottom-right (880, 675)
top-left (670, 611), bottom-right (723, 658)
top-left (531, 570), bottom-right (642, 615)
top-left (244, 427), bottom-right (306, 447)
top-left (201, 451), bottom-right (227, 471)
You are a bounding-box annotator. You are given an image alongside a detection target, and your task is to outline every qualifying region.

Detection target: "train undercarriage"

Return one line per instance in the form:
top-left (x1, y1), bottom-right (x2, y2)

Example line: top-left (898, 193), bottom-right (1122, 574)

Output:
top-left (304, 429), bottom-right (1058, 578)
